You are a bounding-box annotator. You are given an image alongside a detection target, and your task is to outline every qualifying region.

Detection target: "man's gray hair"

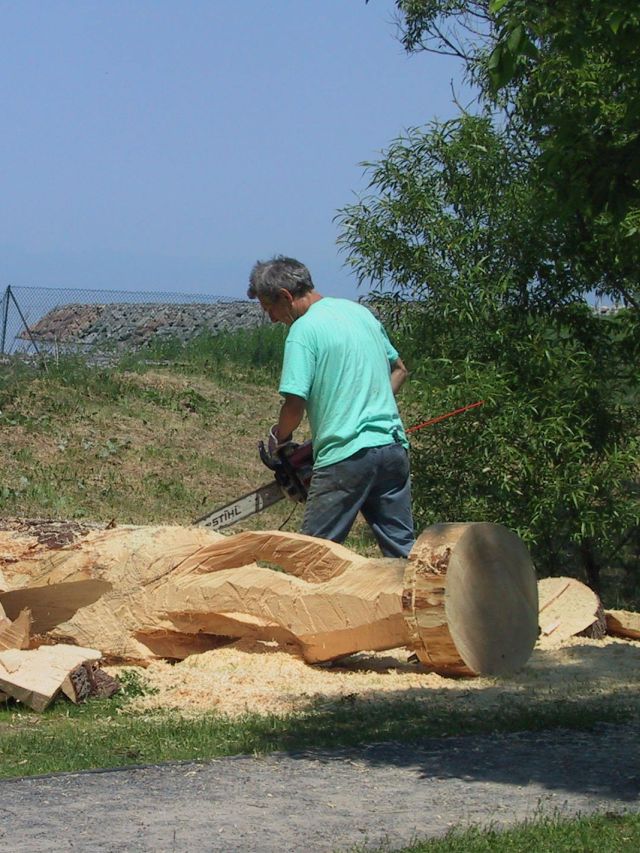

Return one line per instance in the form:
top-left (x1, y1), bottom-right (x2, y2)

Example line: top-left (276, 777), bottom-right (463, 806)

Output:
top-left (248, 256), bottom-right (314, 301)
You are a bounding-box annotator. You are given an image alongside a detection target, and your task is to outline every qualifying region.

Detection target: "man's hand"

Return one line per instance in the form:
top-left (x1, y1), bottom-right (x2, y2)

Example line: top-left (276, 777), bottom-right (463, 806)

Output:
top-left (267, 424), bottom-right (293, 456)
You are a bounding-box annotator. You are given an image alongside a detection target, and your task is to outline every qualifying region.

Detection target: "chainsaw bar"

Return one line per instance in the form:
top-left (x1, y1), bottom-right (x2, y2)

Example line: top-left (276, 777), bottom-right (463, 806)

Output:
top-left (194, 480), bottom-right (284, 531)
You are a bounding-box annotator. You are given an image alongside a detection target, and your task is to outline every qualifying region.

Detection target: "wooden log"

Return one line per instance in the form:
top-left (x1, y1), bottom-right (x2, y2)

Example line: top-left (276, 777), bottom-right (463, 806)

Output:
top-left (0, 524), bottom-right (225, 661)
top-left (403, 523), bottom-right (539, 675)
top-left (537, 576), bottom-right (606, 648)
top-left (0, 523), bottom-right (539, 675)
top-left (605, 609), bottom-right (640, 641)
top-left (0, 645), bottom-right (102, 712)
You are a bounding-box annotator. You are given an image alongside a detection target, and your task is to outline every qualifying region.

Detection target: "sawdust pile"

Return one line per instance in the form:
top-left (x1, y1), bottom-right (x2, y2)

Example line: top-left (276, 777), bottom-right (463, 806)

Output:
top-left (113, 634), bottom-right (640, 719)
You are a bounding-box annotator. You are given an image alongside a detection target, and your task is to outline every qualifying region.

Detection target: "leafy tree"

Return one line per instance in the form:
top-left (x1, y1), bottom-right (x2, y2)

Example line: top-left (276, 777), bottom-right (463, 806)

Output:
top-left (339, 115), bottom-right (584, 310)
top-left (487, 1), bottom-right (640, 223)
top-left (347, 4), bottom-right (640, 597)
top-left (337, 114), bottom-right (640, 599)
top-left (378, 0), bottom-right (640, 308)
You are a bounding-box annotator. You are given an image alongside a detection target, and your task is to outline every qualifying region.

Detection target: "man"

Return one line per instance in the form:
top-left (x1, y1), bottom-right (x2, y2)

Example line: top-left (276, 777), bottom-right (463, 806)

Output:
top-left (248, 255), bottom-right (414, 558)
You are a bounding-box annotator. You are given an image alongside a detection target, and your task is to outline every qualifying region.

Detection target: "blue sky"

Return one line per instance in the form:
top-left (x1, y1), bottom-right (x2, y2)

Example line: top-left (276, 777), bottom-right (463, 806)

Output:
top-left (1, 1), bottom-right (467, 299)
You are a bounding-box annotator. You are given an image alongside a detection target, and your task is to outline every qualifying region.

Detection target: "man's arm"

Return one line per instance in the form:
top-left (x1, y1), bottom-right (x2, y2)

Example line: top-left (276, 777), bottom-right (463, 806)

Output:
top-left (276, 393), bottom-right (307, 444)
top-left (390, 357), bottom-right (409, 396)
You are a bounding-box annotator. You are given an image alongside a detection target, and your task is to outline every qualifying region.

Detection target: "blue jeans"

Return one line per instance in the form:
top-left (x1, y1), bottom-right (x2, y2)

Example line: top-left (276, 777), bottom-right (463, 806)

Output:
top-left (301, 442), bottom-right (414, 558)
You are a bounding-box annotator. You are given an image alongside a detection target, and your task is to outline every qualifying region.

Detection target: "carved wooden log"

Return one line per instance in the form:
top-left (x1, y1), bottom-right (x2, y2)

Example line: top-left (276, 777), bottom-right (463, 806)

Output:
top-left (0, 521), bottom-right (538, 675)
top-left (403, 523), bottom-right (538, 675)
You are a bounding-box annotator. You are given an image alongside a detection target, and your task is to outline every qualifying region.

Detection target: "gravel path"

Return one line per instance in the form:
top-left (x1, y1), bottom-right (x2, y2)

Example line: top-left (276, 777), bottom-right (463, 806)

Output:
top-left (1, 723), bottom-right (638, 852)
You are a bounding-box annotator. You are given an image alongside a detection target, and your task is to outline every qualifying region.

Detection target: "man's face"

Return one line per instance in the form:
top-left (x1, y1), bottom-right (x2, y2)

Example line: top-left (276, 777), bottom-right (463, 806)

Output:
top-left (258, 289), bottom-right (295, 326)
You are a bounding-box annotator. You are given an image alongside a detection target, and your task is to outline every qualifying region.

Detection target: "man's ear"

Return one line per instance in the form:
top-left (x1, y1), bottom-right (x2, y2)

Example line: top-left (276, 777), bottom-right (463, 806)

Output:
top-left (279, 288), bottom-right (294, 305)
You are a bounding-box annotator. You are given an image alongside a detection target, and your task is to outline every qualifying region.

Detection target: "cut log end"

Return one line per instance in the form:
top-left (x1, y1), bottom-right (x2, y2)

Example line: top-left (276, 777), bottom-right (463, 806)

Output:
top-left (404, 523), bottom-right (539, 676)
top-left (537, 577), bottom-right (605, 647)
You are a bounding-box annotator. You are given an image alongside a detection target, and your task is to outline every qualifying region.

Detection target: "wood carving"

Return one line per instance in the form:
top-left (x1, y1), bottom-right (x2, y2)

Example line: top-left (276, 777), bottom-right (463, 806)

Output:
top-left (0, 520), bottom-right (539, 676)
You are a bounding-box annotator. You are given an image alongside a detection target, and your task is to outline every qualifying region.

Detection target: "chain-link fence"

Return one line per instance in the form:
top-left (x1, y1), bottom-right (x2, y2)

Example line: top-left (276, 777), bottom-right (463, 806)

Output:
top-left (1, 284), bottom-right (266, 359)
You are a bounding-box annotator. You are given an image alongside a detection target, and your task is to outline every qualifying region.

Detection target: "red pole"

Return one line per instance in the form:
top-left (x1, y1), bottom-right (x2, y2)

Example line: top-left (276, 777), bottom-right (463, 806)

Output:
top-left (406, 400), bottom-right (484, 434)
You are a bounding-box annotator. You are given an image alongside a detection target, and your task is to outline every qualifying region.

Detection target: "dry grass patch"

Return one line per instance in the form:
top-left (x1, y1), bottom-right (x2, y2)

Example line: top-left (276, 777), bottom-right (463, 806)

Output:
top-left (0, 364), bottom-right (304, 525)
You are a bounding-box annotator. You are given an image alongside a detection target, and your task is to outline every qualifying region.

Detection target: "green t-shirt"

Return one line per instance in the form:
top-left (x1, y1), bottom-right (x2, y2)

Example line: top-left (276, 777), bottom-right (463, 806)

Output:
top-left (279, 297), bottom-right (408, 468)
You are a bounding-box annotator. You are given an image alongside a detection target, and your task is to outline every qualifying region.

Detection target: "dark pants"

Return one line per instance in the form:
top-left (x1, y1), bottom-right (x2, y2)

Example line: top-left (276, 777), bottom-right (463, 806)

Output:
top-left (301, 442), bottom-right (414, 558)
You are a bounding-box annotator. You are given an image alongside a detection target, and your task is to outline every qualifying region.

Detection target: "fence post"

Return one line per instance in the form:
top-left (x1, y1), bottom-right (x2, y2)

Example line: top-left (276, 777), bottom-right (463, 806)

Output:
top-left (3, 286), bottom-right (41, 356)
top-left (1, 285), bottom-right (9, 355)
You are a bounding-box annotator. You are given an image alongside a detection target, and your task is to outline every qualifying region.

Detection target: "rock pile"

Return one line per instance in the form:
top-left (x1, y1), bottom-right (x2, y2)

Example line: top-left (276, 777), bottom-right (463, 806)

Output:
top-left (21, 301), bottom-right (265, 350)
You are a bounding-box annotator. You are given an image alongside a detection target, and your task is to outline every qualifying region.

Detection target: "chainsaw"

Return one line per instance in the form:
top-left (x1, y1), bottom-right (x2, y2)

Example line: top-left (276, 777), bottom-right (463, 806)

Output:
top-left (193, 438), bottom-right (314, 531)
top-left (193, 400), bottom-right (485, 532)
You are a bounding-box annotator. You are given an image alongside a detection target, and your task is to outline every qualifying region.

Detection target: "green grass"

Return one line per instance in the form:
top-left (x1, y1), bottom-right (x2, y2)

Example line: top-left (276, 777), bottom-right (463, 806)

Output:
top-left (120, 324), bottom-right (287, 378)
top-left (0, 341), bottom-right (286, 525)
top-left (361, 813), bottom-right (640, 852)
top-left (0, 687), bottom-right (635, 780)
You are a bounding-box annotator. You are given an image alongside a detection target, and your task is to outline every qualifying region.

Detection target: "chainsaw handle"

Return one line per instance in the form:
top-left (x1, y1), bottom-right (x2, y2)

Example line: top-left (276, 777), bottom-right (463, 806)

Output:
top-left (258, 439), bottom-right (314, 503)
top-left (258, 440), bottom-right (278, 471)
top-left (258, 439), bottom-right (301, 470)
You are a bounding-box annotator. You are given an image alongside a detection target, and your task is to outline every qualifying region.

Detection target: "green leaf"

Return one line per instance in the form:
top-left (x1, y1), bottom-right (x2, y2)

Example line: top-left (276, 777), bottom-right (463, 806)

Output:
top-left (487, 44), bottom-right (503, 71)
top-left (609, 11), bottom-right (626, 34)
top-left (507, 24), bottom-right (524, 55)
top-left (489, 0), bottom-right (511, 13)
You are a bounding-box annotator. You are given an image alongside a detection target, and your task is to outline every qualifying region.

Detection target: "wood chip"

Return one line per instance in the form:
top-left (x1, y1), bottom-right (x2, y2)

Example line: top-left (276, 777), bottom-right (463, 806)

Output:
top-left (0, 644), bottom-right (102, 712)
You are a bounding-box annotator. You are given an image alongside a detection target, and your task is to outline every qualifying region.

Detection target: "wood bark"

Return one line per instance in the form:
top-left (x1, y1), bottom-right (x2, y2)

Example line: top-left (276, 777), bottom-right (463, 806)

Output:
top-left (0, 521), bottom-right (539, 676)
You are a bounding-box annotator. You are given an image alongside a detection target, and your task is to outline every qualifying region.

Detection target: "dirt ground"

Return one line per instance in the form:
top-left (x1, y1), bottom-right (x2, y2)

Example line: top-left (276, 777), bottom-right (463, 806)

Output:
top-left (112, 633), bottom-right (640, 721)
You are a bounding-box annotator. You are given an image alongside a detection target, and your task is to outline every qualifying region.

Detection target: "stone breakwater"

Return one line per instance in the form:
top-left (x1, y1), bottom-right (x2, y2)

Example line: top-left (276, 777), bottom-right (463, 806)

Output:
top-left (21, 301), bottom-right (266, 350)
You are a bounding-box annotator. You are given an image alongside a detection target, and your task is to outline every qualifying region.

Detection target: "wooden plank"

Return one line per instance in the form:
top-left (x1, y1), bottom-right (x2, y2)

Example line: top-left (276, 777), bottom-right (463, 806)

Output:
top-left (0, 645), bottom-right (101, 712)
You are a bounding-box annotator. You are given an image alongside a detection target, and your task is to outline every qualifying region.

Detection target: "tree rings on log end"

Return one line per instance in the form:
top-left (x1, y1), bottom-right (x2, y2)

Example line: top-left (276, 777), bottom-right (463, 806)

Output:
top-left (403, 522), bottom-right (538, 676)
top-left (538, 576), bottom-right (606, 647)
